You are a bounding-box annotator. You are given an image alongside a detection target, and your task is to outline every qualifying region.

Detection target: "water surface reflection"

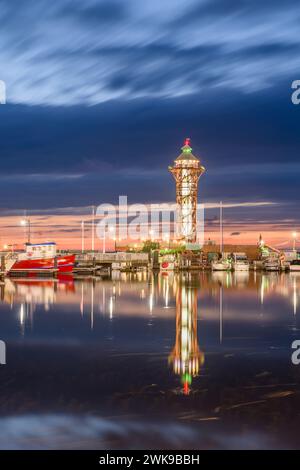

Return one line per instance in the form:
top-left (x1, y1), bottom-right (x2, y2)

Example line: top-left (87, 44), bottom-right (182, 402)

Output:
top-left (0, 272), bottom-right (300, 449)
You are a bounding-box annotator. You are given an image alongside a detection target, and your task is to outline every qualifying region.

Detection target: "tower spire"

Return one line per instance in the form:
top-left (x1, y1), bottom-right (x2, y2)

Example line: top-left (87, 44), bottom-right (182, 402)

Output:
top-left (182, 138), bottom-right (192, 153)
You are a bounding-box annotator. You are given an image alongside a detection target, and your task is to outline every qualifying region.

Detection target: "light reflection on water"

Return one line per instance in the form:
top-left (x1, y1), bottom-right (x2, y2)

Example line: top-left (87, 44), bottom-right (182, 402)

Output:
top-left (0, 271), bottom-right (300, 449)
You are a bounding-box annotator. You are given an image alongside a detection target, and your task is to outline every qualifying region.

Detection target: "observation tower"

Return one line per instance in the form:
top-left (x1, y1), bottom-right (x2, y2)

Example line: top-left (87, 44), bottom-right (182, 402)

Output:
top-left (169, 138), bottom-right (205, 243)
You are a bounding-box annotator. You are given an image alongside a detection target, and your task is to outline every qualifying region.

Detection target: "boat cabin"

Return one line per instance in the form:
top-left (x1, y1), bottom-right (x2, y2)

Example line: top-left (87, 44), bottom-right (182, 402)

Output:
top-left (25, 242), bottom-right (57, 259)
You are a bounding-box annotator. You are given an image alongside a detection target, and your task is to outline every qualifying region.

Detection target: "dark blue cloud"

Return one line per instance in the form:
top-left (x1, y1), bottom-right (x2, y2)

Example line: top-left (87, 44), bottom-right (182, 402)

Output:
top-left (68, 1), bottom-right (128, 23)
top-left (0, 0), bottom-right (299, 223)
top-left (0, 81), bottom-right (299, 223)
top-left (174, 0), bottom-right (300, 22)
top-left (0, 81), bottom-right (298, 173)
top-left (0, 0), bottom-right (300, 104)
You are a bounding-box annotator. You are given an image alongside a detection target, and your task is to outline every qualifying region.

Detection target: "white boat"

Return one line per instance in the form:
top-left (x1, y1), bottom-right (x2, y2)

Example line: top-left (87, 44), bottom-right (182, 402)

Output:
top-left (5, 242), bottom-right (75, 275)
top-left (233, 254), bottom-right (250, 271)
top-left (211, 260), bottom-right (231, 271)
top-left (289, 260), bottom-right (300, 272)
top-left (263, 257), bottom-right (280, 272)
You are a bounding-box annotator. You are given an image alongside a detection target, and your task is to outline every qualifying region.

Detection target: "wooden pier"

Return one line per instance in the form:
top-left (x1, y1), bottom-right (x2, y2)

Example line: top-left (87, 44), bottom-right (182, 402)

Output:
top-left (72, 252), bottom-right (149, 275)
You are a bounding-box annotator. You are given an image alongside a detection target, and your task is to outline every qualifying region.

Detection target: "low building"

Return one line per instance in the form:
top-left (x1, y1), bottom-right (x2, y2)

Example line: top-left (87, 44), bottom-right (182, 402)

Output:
top-left (202, 244), bottom-right (260, 262)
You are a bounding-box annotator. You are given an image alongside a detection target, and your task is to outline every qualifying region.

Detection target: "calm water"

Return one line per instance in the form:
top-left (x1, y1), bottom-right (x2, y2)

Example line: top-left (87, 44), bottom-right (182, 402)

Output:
top-left (0, 271), bottom-right (300, 449)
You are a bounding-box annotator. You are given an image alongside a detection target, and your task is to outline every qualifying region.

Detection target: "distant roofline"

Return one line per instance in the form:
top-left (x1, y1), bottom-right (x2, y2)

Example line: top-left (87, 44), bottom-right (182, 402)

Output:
top-left (25, 242), bottom-right (56, 246)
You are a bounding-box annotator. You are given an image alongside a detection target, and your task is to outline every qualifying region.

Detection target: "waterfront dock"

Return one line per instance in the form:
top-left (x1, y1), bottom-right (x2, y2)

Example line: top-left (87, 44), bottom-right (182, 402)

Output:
top-left (0, 243), bottom-right (297, 278)
top-left (72, 251), bottom-right (150, 274)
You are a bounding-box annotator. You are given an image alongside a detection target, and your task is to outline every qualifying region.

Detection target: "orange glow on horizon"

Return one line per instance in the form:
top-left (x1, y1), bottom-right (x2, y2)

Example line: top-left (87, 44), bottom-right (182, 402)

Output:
top-left (0, 213), bottom-right (298, 251)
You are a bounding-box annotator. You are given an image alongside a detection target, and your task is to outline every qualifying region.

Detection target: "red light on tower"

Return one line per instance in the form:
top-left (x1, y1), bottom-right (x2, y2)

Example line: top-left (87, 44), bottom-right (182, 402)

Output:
top-left (185, 137), bottom-right (191, 146)
top-left (183, 381), bottom-right (190, 395)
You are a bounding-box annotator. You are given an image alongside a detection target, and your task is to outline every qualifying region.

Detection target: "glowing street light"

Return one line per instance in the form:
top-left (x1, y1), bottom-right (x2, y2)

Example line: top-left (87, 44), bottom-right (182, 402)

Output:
top-left (3, 243), bottom-right (16, 253)
top-left (81, 221), bottom-right (85, 254)
top-left (20, 218), bottom-right (31, 244)
top-left (292, 231), bottom-right (298, 252)
top-left (102, 225), bottom-right (115, 254)
top-left (108, 226), bottom-right (116, 252)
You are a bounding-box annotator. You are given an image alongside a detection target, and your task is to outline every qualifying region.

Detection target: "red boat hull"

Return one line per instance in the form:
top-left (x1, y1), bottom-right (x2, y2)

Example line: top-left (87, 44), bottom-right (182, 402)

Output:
top-left (10, 254), bottom-right (75, 273)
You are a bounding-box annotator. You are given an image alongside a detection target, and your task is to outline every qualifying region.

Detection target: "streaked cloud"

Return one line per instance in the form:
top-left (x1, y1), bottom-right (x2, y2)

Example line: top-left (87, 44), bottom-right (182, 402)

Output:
top-left (0, 0), bottom-right (299, 242)
top-left (0, 0), bottom-right (300, 105)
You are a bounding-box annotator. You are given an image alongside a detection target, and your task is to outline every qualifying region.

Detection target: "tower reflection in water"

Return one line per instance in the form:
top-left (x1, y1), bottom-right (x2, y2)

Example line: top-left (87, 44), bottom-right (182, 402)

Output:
top-left (168, 275), bottom-right (204, 395)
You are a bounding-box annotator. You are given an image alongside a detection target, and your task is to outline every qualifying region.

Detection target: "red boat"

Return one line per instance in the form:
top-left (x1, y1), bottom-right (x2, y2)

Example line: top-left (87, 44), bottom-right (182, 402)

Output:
top-left (6, 242), bottom-right (75, 275)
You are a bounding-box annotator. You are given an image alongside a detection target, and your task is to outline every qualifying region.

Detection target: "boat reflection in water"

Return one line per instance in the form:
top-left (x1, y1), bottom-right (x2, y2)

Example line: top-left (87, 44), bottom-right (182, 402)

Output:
top-left (169, 275), bottom-right (204, 395)
top-left (0, 271), bottom-right (300, 448)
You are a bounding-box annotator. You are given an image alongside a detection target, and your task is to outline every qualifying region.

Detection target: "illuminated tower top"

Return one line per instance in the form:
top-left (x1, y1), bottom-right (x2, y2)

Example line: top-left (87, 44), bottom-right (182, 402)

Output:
top-left (169, 138), bottom-right (205, 243)
top-left (174, 138), bottom-right (203, 166)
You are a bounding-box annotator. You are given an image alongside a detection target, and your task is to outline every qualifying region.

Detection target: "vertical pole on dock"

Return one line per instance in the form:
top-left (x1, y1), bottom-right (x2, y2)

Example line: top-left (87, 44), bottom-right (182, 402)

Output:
top-left (28, 219), bottom-right (31, 244)
top-left (81, 220), bottom-right (85, 254)
top-left (293, 232), bottom-right (297, 252)
top-left (91, 205), bottom-right (95, 253)
top-left (20, 215), bottom-right (31, 244)
top-left (103, 230), bottom-right (106, 254)
top-left (1, 255), bottom-right (5, 273)
top-left (220, 201), bottom-right (223, 256)
top-left (54, 256), bottom-right (58, 278)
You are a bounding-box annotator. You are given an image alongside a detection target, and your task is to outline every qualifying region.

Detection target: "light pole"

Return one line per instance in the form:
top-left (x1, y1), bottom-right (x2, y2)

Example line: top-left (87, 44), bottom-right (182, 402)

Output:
top-left (162, 233), bottom-right (170, 249)
top-left (91, 206), bottom-right (95, 253)
top-left (81, 221), bottom-right (85, 254)
top-left (220, 201), bottom-right (223, 255)
top-left (20, 218), bottom-right (31, 244)
top-left (103, 228), bottom-right (106, 254)
top-left (292, 231), bottom-right (297, 252)
top-left (108, 226), bottom-right (115, 252)
top-left (102, 226), bottom-right (116, 254)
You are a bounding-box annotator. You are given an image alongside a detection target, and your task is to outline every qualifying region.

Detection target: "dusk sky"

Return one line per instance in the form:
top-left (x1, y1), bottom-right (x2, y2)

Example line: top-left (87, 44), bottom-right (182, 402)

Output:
top-left (0, 0), bottom-right (299, 248)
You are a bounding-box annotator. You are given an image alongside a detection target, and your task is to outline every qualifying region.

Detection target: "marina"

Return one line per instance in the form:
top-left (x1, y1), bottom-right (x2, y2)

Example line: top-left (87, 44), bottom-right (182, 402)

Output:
top-left (0, 242), bottom-right (299, 277)
top-left (0, 140), bottom-right (298, 280)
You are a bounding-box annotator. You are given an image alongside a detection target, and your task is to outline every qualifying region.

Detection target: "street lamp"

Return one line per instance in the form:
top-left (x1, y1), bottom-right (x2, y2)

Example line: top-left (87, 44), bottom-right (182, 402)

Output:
top-left (91, 206), bottom-right (95, 253)
top-left (108, 226), bottom-right (116, 252)
top-left (163, 233), bottom-right (170, 248)
top-left (292, 231), bottom-right (298, 252)
top-left (20, 218), bottom-right (31, 244)
top-left (81, 221), bottom-right (85, 254)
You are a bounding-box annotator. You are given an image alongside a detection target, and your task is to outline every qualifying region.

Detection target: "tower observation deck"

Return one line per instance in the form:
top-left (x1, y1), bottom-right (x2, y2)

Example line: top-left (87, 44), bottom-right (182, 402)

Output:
top-left (169, 138), bottom-right (205, 244)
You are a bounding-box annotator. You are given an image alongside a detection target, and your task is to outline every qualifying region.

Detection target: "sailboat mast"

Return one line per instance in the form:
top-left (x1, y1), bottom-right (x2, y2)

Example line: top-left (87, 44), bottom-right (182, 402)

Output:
top-left (220, 201), bottom-right (223, 255)
top-left (91, 205), bottom-right (95, 252)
